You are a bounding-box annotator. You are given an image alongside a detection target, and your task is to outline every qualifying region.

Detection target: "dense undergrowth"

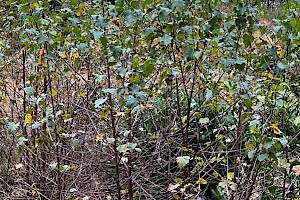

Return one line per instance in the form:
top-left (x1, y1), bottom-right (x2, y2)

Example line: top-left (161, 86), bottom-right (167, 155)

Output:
top-left (0, 0), bottom-right (299, 199)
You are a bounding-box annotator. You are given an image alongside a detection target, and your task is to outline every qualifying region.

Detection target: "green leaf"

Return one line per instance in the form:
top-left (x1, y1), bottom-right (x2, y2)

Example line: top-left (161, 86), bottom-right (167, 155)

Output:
top-left (8, 122), bottom-right (19, 132)
top-left (110, 46), bottom-right (123, 59)
top-left (59, 165), bottom-right (70, 173)
top-left (124, 10), bottom-right (137, 24)
top-left (132, 104), bottom-right (144, 112)
top-left (100, 37), bottom-right (108, 47)
top-left (176, 156), bottom-right (190, 169)
top-left (95, 98), bottom-right (107, 108)
top-left (277, 61), bottom-right (288, 69)
top-left (294, 116), bottom-right (300, 126)
top-left (206, 90), bottom-right (213, 100)
top-left (142, 60), bottom-right (155, 77)
top-left (0, 53), bottom-right (4, 61)
top-left (73, 27), bottom-right (81, 37)
top-left (172, 0), bottom-right (186, 8)
top-left (235, 57), bottom-right (247, 65)
top-left (70, 138), bottom-right (79, 146)
top-left (127, 143), bottom-right (137, 150)
top-left (171, 67), bottom-right (179, 76)
top-left (142, 0), bottom-right (153, 7)
top-left (274, 137), bottom-right (288, 147)
top-left (243, 34), bottom-right (254, 47)
top-left (94, 74), bottom-right (106, 82)
top-left (199, 117), bottom-right (210, 124)
top-left (248, 150), bottom-right (256, 160)
top-left (77, 43), bottom-right (89, 52)
top-left (102, 88), bottom-right (118, 95)
top-left (16, 136), bottom-right (28, 145)
top-left (93, 31), bottom-right (102, 41)
top-left (24, 87), bottom-right (35, 96)
top-left (38, 33), bottom-right (46, 44)
top-left (273, 141), bottom-right (282, 150)
top-left (49, 162), bottom-right (57, 170)
top-left (159, 7), bottom-right (171, 21)
top-left (185, 48), bottom-right (195, 61)
top-left (106, 137), bottom-right (115, 144)
top-left (221, 57), bottom-right (234, 67)
top-left (117, 144), bottom-right (128, 153)
top-left (126, 95), bottom-right (138, 107)
top-left (62, 133), bottom-right (77, 138)
top-left (258, 154), bottom-right (267, 161)
top-left (124, 130), bottom-right (130, 137)
top-left (97, 17), bottom-right (107, 27)
top-left (242, 98), bottom-right (252, 108)
top-left (160, 35), bottom-right (172, 46)
top-left (264, 141), bottom-right (273, 149)
top-left (240, 94), bottom-right (251, 108)
top-left (62, 114), bottom-right (72, 122)
top-left (193, 51), bottom-right (201, 59)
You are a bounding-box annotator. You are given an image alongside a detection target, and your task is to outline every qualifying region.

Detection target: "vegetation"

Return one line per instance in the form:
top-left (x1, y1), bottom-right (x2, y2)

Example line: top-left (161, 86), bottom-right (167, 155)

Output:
top-left (0, 0), bottom-right (299, 199)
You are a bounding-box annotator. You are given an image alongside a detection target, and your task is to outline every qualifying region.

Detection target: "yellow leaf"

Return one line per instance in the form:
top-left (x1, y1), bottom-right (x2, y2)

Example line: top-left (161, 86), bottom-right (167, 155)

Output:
top-left (80, 69), bottom-right (87, 74)
top-left (247, 60), bottom-right (251, 66)
top-left (37, 49), bottom-right (46, 65)
top-left (218, 179), bottom-right (228, 188)
top-left (70, 164), bottom-right (77, 171)
top-left (229, 70), bottom-right (235, 79)
top-left (267, 73), bottom-right (273, 79)
top-left (184, 183), bottom-right (191, 189)
top-left (271, 122), bottom-right (281, 135)
top-left (58, 51), bottom-right (67, 58)
top-left (66, 91), bottom-right (72, 97)
top-left (32, 189), bottom-right (38, 197)
top-left (279, 41), bottom-right (285, 49)
top-left (25, 114), bottom-right (32, 125)
top-left (1, 98), bottom-right (8, 103)
top-left (210, 156), bottom-right (217, 163)
top-left (227, 99), bottom-right (234, 105)
top-left (114, 112), bottom-right (125, 119)
top-left (213, 172), bottom-right (220, 177)
top-left (42, 61), bottom-right (48, 67)
top-left (31, 2), bottom-right (40, 9)
top-left (70, 51), bottom-right (79, 59)
top-left (152, 38), bottom-right (160, 46)
top-left (175, 178), bottom-right (183, 184)
top-left (277, 47), bottom-right (284, 58)
top-left (196, 178), bottom-right (207, 185)
top-left (73, 51), bottom-right (79, 58)
top-left (50, 88), bottom-right (57, 97)
top-left (96, 134), bottom-right (104, 141)
top-left (152, 92), bottom-right (158, 97)
top-left (198, 42), bottom-right (204, 49)
top-left (229, 181), bottom-right (237, 191)
top-left (181, 116), bottom-right (187, 123)
top-left (78, 91), bottom-right (87, 97)
top-left (120, 189), bottom-right (127, 194)
top-left (227, 172), bottom-right (234, 180)
top-left (37, 56), bottom-right (42, 65)
top-left (76, 3), bottom-right (87, 16)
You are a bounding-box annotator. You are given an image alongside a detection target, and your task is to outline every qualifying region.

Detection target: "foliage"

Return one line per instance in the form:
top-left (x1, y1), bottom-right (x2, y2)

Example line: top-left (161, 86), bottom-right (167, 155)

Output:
top-left (0, 0), bottom-right (299, 199)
